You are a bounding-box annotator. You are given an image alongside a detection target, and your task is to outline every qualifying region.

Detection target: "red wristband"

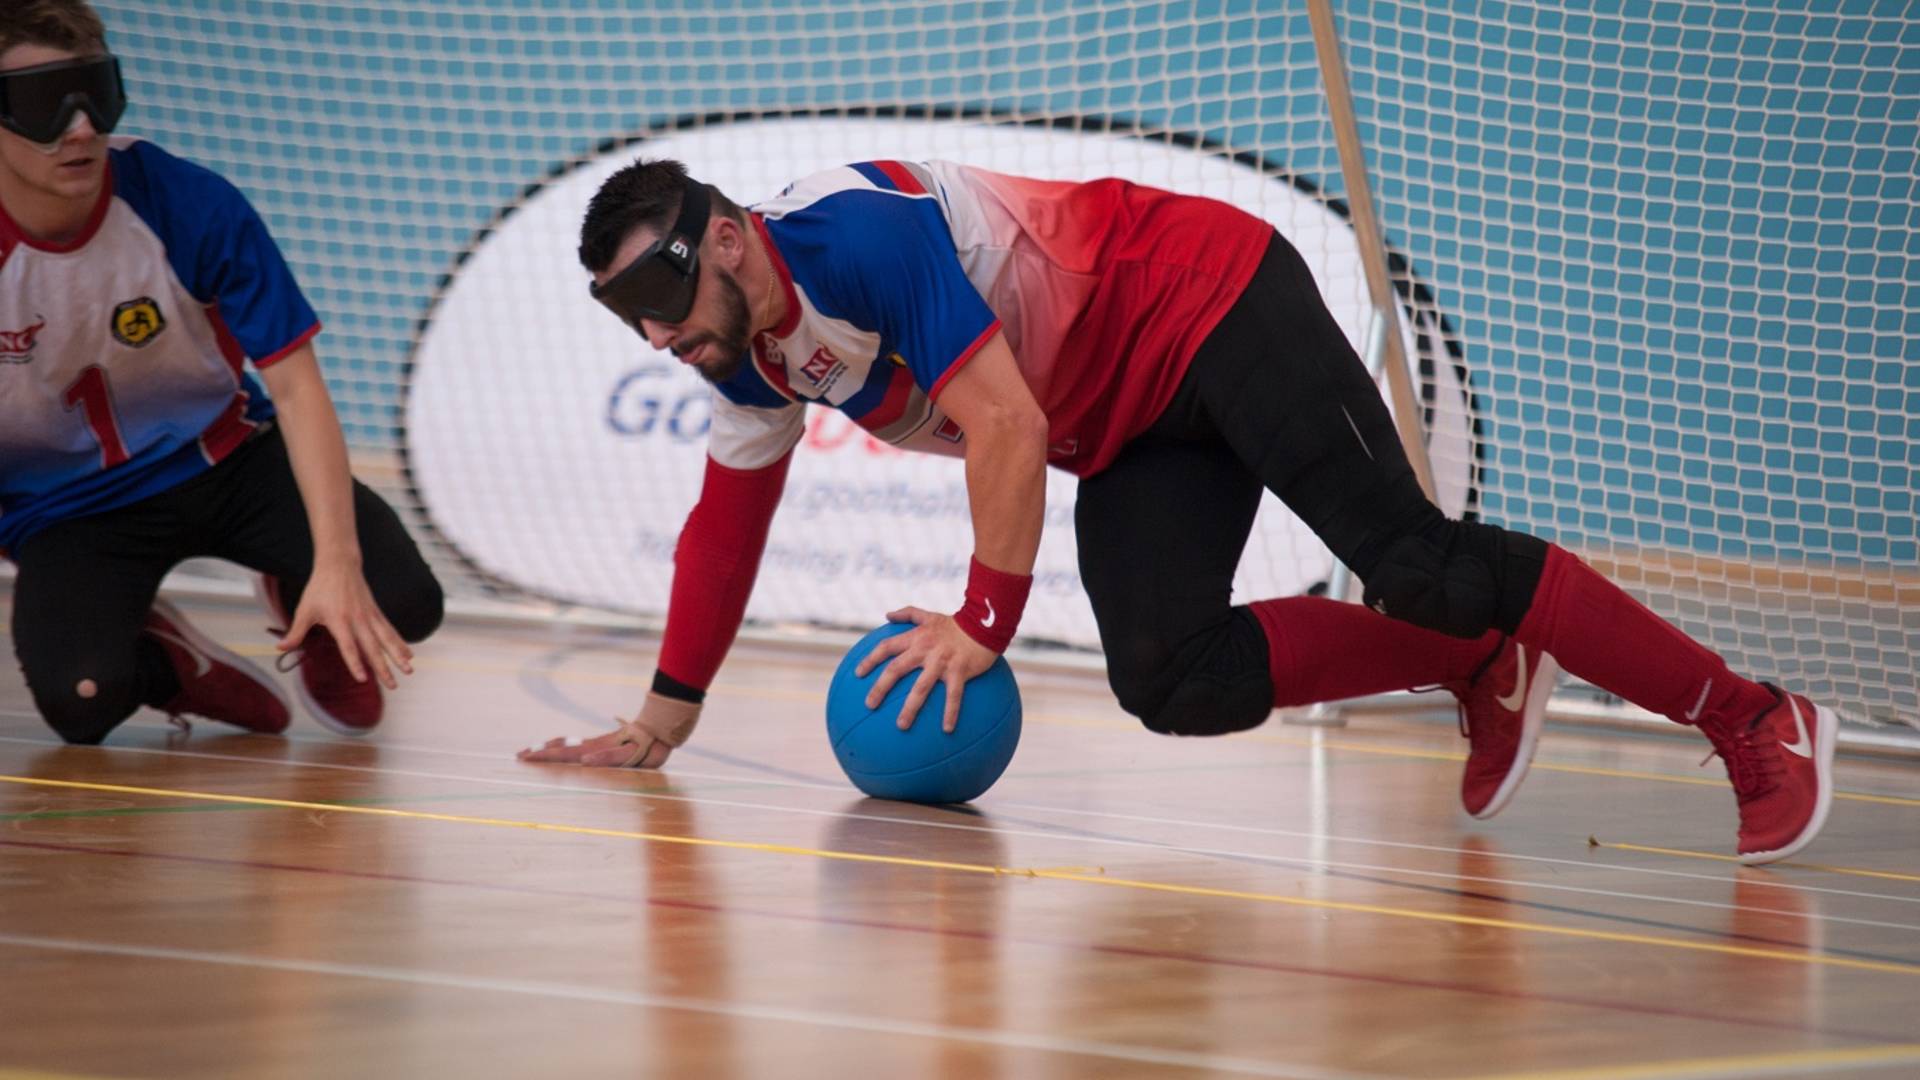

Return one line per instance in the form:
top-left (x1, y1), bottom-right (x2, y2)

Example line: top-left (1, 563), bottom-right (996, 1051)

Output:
top-left (953, 556), bottom-right (1032, 654)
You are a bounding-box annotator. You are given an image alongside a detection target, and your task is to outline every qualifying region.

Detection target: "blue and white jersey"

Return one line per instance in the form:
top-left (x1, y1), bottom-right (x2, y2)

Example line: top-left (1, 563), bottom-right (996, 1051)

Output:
top-left (706, 160), bottom-right (1003, 472)
top-left (0, 137), bottom-right (319, 552)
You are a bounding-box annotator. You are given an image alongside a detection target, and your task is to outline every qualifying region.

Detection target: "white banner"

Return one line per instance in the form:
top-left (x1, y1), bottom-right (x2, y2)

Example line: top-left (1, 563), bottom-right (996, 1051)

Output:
top-left (403, 117), bottom-right (1473, 646)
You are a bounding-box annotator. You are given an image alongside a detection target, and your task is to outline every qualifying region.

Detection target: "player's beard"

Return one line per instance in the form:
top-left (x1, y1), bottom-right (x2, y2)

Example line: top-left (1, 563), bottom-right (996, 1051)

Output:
top-left (684, 268), bottom-right (753, 385)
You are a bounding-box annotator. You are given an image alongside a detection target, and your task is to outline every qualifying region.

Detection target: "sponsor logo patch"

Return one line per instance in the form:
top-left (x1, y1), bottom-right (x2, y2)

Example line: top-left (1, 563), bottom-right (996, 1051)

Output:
top-left (111, 298), bottom-right (166, 348)
top-left (799, 346), bottom-right (849, 395)
top-left (0, 316), bottom-right (47, 364)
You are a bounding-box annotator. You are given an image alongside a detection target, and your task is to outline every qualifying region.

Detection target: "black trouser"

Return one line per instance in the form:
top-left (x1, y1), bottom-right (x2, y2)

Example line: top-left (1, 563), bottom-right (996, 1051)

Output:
top-left (1075, 232), bottom-right (1545, 735)
top-left (7, 427), bottom-right (444, 744)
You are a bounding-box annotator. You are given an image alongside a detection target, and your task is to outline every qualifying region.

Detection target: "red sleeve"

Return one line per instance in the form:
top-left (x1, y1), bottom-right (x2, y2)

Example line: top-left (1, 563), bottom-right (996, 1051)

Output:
top-left (655, 450), bottom-right (793, 690)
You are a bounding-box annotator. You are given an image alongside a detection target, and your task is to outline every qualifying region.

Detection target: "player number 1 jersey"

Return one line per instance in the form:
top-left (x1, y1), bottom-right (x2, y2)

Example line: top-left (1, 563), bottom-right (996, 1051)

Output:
top-left (0, 137), bottom-right (320, 552)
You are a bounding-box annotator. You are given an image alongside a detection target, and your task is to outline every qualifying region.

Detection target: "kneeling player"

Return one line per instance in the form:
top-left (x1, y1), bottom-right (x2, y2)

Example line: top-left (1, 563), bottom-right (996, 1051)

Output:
top-left (1, 2), bottom-right (443, 742)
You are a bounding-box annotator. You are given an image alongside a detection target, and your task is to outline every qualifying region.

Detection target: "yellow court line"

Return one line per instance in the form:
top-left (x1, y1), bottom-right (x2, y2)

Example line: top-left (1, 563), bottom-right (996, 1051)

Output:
top-left (1028, 865), bottom-right (1107, 875)
top-left (5, 773), bottom-right (1920, 979)
top-left (1465, 1041), bottom-right (1920, 1080)
top-left (1253, 732), bottom-right (1920, 808)
top-left (1594, 839), bottom-right (1920, 885)
top-left (229, 645), bottom-right (1920, 808)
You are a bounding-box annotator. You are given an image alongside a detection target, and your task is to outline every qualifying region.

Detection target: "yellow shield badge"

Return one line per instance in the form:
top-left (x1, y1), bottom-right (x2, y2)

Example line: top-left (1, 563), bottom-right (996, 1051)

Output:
top-left (112, 297), bottom-right (166, 348)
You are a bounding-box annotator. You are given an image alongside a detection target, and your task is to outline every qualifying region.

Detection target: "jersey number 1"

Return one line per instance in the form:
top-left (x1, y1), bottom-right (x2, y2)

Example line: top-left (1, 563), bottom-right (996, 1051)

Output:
top-left (64, 365), bottom-right (131, 468)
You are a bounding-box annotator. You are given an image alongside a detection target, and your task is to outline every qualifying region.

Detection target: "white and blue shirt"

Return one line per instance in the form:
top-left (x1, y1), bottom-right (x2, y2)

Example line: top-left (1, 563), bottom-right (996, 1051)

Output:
top-left (0, 137), bottom-right (319, 552)
top-left (708, 160), bottom-right (1268, 479)
top-left (707, 161), bottom-right (1001, 473)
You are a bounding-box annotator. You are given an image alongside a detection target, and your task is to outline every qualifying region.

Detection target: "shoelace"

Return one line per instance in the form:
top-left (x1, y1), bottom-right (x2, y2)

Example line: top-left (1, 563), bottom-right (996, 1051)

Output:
top-left (1405, 682), bottom-right (1468, 737)
top-left (265, 621), bottom-right (306, 675)
top-left (1442, 637), bottom-right (1512, 741)
top-left (1457, 696), bottom-right (1522, 751)
top-left (273, 627), bottom-right (373, 699)
top-left (1697, 716), bottom-right (1781, 799)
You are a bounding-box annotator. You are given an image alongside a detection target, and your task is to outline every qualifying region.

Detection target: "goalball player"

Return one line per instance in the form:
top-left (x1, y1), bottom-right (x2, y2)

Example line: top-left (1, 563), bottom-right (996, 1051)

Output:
top-left (520, 156), bottom-right (1839, 865)
top-left (1, 1), bottom-right (443, 743)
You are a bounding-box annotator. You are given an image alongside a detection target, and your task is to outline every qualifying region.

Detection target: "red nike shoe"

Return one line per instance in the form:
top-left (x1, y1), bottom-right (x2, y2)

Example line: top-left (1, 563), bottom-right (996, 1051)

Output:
top-left (1449, 638), bottom-right (1561, 819)
top-left (144, 599), bottom-right (291, 734)
top-left (256, 575), bottom-right (383, 736)
top-left (1698, 684), bottom-right (1837, 865)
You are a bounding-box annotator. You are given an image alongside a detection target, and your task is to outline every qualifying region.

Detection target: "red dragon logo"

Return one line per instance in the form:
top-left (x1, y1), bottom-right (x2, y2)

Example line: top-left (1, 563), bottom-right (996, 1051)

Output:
top-left (0, 316), bottom-right (47, 363)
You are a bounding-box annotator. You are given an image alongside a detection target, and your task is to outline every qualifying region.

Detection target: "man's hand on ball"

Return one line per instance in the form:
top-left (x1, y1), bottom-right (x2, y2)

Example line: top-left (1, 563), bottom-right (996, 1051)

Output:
top-left (853, 607), bottom-right (997, 733)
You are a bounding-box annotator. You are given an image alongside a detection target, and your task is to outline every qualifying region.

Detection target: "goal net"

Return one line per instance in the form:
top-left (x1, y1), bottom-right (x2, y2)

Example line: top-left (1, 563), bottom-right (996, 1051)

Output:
top-left (96, 1), bottom-right (1916, 727)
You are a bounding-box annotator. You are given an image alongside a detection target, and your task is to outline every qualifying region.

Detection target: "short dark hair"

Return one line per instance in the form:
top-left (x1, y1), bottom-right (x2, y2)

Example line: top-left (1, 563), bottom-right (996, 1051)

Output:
top-left (577, 157), bottom-right (747, 273)
top-left (0, 0), bottom-right (108, 59)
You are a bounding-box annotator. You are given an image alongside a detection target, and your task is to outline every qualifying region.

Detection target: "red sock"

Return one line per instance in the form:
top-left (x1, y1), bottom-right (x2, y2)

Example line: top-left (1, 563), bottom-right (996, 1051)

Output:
top-left (1513, 545), bottom-right (1773, 727)
top-left (1249, 597), bottom-right (1499, 708)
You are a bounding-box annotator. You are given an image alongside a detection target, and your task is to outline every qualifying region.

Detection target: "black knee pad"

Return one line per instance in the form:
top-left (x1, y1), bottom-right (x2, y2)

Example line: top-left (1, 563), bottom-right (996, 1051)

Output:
top-left (389, 578), bottom-right (446, 644)
top-left (1360, 523), bottom-right (1549, 638)
top-left (1141, 673), bottom-right (1272, 737)
top-left (31, 672), bottom-right (141, 745)
top-left (1360, 533), bottom-right (1498, 638)
top-left (1115, 610), bottom-right (1274, 737)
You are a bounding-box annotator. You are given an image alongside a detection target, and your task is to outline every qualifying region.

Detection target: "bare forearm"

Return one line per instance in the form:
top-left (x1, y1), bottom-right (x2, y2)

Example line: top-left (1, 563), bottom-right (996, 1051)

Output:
top-left (963, 417), bottom-right (1046, 574)
top-left (259, 346), bottom-right (360, 566)
top-left (941, 333), bottom-right (1048, 574)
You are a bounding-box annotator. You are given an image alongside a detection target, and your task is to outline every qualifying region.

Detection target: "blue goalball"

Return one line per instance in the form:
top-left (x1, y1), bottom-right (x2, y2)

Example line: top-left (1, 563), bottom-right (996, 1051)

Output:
top-left (825, 623), bottom-right (1023, 804)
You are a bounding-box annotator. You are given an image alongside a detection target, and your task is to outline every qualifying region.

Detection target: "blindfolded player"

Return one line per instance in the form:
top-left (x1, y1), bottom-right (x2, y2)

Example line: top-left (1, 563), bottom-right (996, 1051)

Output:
top-left (1, 1), bottom-right (443, 743)
top-left (520, 155), bottom-right (1843, 866)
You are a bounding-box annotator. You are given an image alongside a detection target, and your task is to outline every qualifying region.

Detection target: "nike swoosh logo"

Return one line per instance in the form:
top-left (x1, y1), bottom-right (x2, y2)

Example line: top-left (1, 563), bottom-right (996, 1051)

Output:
top-left (981, 599), bottom-right (997, 630)
top-left (1684, 678), bottom-right (1714, 722)
top-left (1779, 696), bottom-right (1815, 759)
top-left (148, 629), bottom-right (212, 677)
top-left (1494, 644), bottom-right (1528, 712)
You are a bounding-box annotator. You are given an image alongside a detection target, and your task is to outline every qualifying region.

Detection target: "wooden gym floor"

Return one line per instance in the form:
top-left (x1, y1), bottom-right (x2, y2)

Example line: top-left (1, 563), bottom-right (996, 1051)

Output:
top-left (2, 593), bottom-right (1918, 1080)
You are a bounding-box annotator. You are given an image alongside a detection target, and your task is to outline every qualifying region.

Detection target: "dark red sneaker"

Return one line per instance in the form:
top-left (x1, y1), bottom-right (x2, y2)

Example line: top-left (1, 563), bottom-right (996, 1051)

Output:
top-left (1448, 638), bottom-right (1561, 819)
top-left (144, 599), bottom-right (291, 734)
top-left (1698, 684), bottom-right (1837, 865)
top-left (256, 575), bottom-right (383, 737)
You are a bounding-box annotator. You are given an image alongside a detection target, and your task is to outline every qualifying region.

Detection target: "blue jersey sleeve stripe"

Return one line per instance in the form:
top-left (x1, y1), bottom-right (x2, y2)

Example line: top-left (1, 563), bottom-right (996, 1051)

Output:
top-left (929, 320), bottom-right (1003, 402)
top-left (848, 161), bottom-right (897, 191)
top-left (254, 322), bottom-right (321, 368)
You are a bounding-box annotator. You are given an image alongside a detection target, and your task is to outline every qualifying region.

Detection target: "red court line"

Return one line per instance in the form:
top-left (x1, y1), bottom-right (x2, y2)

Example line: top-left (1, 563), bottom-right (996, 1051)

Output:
top-left (0, 836), bottom-right (1901, 1044)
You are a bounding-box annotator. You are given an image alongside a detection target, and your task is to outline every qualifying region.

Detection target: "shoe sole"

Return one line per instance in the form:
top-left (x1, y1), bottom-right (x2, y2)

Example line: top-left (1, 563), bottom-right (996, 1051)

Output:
top-left (1737, 702), bottom-right (1839, 866)
top-left (150, 598), bottom-right (293, 734)
top-left (1470, 651), bottom-right (1562, 821)
top-left (251, 576), bottom-right (380, 739)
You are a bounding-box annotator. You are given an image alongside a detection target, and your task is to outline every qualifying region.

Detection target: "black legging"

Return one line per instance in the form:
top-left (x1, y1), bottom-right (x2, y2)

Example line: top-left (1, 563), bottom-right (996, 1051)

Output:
top-left (8, 427), bottom-right (443, 744)
top-left (1075, 231), bottom-right (1545, 734)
